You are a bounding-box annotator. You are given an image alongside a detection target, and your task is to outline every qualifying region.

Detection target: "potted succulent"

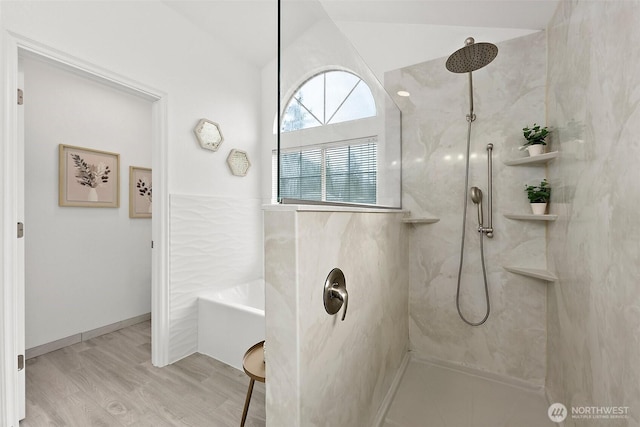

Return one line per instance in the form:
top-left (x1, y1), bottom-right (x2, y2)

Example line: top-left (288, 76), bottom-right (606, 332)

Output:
top-left (521, 123), bottom-right (549, 156)
top-left (525, 179), bottom-right (550, 215)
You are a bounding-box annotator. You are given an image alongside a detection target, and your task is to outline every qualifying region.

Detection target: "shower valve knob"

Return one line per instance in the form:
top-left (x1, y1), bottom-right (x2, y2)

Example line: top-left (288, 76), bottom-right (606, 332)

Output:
top-left (323, 268), bottom-right (348, 321)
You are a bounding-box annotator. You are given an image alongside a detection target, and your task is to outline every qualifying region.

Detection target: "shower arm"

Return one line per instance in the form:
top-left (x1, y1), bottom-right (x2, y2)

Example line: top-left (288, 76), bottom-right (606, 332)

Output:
top-left (466, 72), bottom-right (476, 122)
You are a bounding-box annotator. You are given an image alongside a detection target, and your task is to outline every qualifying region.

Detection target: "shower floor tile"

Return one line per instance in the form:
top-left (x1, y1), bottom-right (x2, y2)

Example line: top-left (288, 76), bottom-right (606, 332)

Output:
top-left (384, 359), bottom-right (555, 427)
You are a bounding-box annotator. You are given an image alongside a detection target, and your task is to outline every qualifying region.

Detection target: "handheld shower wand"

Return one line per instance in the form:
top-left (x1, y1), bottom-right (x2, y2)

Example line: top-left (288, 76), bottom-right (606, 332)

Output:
top-left (470, 186), bottom-right (483, 227)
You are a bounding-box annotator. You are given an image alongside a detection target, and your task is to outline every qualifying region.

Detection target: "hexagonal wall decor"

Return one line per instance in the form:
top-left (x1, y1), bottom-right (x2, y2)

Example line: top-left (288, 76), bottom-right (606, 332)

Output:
top-left (194, 119), bottom-right (224, 152)
top-left (227, 149), bottom-right (251, 177)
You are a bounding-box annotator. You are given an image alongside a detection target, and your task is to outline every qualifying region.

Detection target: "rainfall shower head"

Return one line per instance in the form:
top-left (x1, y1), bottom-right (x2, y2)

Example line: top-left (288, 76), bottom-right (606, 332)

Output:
top-left (446, 37), bottom-right (498, 73)
top-left (470, 186), bottom-right (483, 204)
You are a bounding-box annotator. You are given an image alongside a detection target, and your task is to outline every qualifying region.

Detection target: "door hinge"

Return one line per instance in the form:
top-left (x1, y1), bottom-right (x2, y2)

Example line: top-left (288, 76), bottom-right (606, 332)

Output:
top-left (17, 222), bottom-right (24, 238)
top-left (18, 354), bottom-right (24, 371)
top-left (17, 88), bottom-right (24, 105)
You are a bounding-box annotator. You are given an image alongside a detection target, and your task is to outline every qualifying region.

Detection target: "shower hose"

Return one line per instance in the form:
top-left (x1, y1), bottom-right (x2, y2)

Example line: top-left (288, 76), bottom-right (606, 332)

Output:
top-left (455, 119), bottom-right (490, 326)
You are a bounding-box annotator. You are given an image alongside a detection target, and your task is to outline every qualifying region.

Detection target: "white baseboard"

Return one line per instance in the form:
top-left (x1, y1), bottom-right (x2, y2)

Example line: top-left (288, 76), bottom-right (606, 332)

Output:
top-left (374, 350), bottom-right (411, 427)
top-left (25, 334), bottom-right (82, 359)
top-left (26, 312), bottom-right (151, 359)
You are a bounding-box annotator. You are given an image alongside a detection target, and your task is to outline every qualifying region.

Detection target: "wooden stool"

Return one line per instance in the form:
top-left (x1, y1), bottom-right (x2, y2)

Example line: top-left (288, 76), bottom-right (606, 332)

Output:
top-left (241, 340), bottom-right (265, 427)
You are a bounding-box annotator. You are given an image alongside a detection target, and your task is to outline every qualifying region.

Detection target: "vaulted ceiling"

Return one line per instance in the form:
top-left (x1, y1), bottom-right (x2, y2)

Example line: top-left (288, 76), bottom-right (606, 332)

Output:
top-left (164, 0), bottom-right (559, 76)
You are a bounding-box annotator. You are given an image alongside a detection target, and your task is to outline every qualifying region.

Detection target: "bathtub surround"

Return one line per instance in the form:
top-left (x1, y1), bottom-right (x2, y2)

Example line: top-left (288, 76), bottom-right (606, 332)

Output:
top-left (546, 1), bottom-right (640, 425)
top-left (169, 195), bottom-right (263, 362)
top-left (386, 31), bottom-right (548, 386)
top-left (264, 207), bottom-right (408, 427)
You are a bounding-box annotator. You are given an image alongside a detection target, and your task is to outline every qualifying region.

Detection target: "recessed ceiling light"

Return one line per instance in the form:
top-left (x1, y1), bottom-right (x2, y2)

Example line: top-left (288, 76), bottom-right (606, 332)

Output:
top-left (397, 90), bottom-right (410, 97)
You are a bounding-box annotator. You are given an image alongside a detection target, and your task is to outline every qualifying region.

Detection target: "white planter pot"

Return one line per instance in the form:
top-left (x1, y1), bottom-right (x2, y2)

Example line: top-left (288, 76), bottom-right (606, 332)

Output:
top-left (88, 187), bottom-right (98, 202)
top-left (530, 203), bottom-right (548, 215)
top-left (526, 144), bottom-right (546, 156)
top-left (526, 144), bottom-right (545, 156)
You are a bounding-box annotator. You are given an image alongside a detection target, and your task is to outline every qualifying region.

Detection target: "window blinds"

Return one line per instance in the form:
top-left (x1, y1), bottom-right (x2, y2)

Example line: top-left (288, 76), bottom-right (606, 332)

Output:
top-left (273, 138), bottom-right (377, 204)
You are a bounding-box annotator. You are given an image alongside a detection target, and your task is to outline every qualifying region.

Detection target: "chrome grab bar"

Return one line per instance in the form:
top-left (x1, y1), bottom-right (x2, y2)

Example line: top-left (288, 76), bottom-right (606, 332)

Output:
top-left (486, 143), bottom-right (494, 238)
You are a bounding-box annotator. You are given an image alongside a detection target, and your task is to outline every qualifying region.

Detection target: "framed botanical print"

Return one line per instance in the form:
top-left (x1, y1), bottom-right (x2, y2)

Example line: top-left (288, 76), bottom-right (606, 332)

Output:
top-left (129, 166), bottom-right (152, 218)
top-left (59, 144), bottom-right (120, 208)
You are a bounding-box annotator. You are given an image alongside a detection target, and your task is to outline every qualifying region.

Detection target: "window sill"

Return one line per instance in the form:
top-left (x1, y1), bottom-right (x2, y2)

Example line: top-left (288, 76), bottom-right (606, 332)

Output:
top-left (262, 203), bottom-right (407, 214)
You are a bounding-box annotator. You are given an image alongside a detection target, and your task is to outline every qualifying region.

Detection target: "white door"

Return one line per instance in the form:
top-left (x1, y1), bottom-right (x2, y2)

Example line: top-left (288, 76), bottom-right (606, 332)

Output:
top-left (17, 65), bottom-right (26, 420)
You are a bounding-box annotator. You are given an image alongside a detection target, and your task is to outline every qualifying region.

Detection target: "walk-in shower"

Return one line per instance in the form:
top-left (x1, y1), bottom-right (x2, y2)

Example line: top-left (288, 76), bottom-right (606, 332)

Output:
top-left (446, 37), bottom-right (497, 326)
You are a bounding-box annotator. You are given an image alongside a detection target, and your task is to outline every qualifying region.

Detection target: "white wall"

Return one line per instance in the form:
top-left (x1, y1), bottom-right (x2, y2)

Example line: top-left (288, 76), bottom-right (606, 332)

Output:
top-left (260, 60), bottom-right (277, 203)
top-left (1, 0), bottom-right (262, 196)
top-left (22, 56), bottom-right (152, 348)
top-left (1, 1), bottom-right (264, 362)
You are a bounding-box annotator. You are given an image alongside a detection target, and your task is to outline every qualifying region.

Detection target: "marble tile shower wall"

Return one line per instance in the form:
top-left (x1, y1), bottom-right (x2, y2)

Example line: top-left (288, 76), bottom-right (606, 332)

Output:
top-left (264, 209), bottom-right (409, 427)
top-left (168, 194), bottom-right (263, 362)
top-left (386, 32), bottom-right (548, 385)
top-left (546, 1), bottom-right (640, 424)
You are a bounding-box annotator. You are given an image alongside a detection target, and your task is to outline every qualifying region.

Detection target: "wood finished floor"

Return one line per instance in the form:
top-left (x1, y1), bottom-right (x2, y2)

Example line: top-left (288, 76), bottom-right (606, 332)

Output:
top-left (19, 321), bottom-right (266, 427)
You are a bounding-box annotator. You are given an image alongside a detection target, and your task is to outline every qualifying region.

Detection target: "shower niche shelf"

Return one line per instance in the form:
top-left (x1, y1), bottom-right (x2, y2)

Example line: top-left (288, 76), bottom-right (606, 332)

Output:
top-left (503, 151), bottom-right (559, 166)
top-left (503, 266), bottom-right (558, 282)
top-left (402, 217), bottom-right (440, 225)
top-left (504, 213), bottom-right (558, 221)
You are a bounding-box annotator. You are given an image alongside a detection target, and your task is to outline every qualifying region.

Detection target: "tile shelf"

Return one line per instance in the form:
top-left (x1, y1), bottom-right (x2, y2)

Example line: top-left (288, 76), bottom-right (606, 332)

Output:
top-left (503, 151), bottom-right (559, 166)
top-left (503, 266), bottom-right (558, 282)
top-left (502, 149), bottom-right (559, 284)
top-left (402, 217), bottom-right (440, 225)
top-left (504, 213), bottom-right (558, 221)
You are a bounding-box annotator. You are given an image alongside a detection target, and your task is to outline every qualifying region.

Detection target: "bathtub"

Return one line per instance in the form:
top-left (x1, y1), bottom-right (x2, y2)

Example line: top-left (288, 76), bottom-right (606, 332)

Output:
top-left (197, 280), bottom-right (265, 371)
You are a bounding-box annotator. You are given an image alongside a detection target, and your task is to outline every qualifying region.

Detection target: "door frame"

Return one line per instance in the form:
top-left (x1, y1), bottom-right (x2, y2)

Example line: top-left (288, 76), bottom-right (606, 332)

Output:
top-left (1, 32), bottom-right (170, 427)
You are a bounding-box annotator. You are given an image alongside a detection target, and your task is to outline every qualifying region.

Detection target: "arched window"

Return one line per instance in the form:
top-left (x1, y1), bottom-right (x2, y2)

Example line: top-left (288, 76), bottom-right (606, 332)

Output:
top-left (276, 70), bottom-right (378, 205)
top-left (281, 70), bottom-right (376, 132)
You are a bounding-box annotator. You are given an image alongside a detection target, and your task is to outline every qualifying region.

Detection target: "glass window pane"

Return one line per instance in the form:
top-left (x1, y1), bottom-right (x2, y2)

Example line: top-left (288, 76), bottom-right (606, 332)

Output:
top-left (325, 71), bottom-right (360, 121)
top-left (328, 82), bottom-right (377, 125)
top-left (325, 142), bottom-right (377, 204)
top-left (280, 152), bottom-right (301, 178)
top-left (326, 146), bottom-right (349, 175)
top-left (280, 148), bottom-right (322, 200)
top-left (294, 74), bottom-right (324, 124)
top-left (326, 174), bottom-right (348, 202)
top-left (349, 143), bottom-right (376, 172)
top-left (281, 70), bottom-right (376, 132)
top-left (300, 149), bottom-right (322, 177)
top-left (349, 172), bottom-right (376, 204)
top-left (281, 98), bottom-right (321, 132)
top-left (280, 177), bottom-right (300, 199)
top-left (300, 176), bottom-right (321, 200)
